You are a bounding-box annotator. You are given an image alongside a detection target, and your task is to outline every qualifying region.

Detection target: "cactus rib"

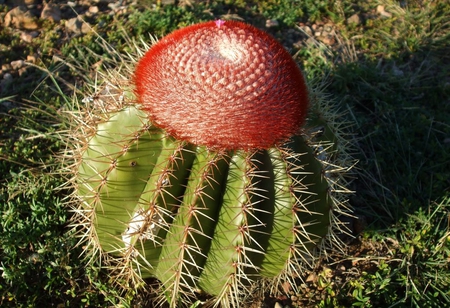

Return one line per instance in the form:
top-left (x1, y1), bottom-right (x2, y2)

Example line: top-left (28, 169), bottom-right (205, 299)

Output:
top-left (74, 102), bottom-right (353, 307)
top-left (155, 149), bottom-right (230, 304)
top-left (78, 107), bottom-right (164, 255)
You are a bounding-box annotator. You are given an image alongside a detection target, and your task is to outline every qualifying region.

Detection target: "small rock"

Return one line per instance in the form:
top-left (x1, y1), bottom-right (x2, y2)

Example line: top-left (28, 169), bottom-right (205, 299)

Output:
top-left (298, 25), bottom-right (312, 36)
top-left (376, 5), bottom-right (392, 18)
top-left (41, 3), bottom-right (61, 23)
top-left (26, 54), bottom-right (38, 64)
top-left (306, 272), bottom-right (317, 282)
top-left (319, 35), bottom-right (335, 45)
top-left (18, 66), bottom-right (28, 76)
top-left (11, 60), bottom-right (25, 70)
top-left (265, 19), bottom-right (279, 28)
top-left (4, 6), bottom-right (39, 30)
top-left (347, 13), bottom-right (361, 25)
top-left (20, 30), bottom-right (39, 43)
top-left (65, 16), bottom-right (91, 35)
top-left (281, 281), bottom-right (291, 294)
top-left (20, 31), bottom-right (33, 42)
top-left (3, 73), bottom-right (13, 81)
top-left (88, 6), bottom-right (99, 14)
top-left (108, 1), bottom-right (122, 11)
top-left (86, 6), bottom-right (102, 17)
top-left (1, 73), bottom-right (14, 90)
top-left (2, 64), bottom-right (12, 72)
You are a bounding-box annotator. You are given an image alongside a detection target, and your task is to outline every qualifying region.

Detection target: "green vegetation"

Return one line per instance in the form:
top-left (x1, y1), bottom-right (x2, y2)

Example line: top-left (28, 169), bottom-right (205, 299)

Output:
top-left (1, 0), bottom-right (449, 307)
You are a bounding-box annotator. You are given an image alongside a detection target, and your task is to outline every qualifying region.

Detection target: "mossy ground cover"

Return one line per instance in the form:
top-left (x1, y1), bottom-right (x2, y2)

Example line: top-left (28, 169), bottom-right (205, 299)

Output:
top-left (1, 0), bottom-right (449, 307)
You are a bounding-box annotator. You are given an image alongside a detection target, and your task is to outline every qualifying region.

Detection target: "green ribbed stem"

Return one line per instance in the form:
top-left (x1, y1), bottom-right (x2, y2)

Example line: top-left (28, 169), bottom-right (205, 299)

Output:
top-left (78, 106), bottom-right (335, 306)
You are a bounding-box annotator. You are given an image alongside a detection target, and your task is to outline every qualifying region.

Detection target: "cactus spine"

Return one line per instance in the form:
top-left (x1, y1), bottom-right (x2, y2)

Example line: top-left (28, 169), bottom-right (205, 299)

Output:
top-left (69, 20), bottom-right (354, 308)
top-left (75, 108), bottom-right (351, 307)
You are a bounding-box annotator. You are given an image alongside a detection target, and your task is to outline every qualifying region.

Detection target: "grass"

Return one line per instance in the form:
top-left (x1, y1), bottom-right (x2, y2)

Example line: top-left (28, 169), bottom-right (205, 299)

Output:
top-left (1, 0), bottom-right (449, 307)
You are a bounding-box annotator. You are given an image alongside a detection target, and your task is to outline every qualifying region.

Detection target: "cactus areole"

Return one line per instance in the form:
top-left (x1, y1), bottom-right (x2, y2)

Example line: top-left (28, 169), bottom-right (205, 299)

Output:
top-left (134, 20), bottom-right (309, 150)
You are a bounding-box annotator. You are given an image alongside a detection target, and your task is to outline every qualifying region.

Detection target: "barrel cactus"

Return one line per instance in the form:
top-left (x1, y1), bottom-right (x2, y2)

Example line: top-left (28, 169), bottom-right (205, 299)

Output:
top-left (70, 20), bottom-right (354, 307)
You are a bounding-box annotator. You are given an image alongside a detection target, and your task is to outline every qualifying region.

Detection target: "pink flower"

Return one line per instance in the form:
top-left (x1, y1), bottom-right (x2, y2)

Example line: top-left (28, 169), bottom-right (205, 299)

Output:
top-left (214, 19), bottom-right (226, 28)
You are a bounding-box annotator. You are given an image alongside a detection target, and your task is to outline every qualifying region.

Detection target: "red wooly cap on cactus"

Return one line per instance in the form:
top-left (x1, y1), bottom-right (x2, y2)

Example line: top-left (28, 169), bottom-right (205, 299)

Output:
top-left (134, 20), bottom-right (309, 150)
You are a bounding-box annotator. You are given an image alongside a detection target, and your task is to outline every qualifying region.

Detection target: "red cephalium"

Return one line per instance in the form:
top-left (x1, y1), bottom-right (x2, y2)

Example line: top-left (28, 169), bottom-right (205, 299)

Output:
top-left (134, 20), bottom-right (309, 150)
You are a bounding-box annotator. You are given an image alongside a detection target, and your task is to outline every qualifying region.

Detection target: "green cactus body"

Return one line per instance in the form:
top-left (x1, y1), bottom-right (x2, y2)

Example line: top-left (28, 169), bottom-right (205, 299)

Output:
top-left (77, 105), bottom-right (342, 306)
top-left (77, 107), bottom-right (164, 254)
top-left (66, 19), bottom-right (356, 307)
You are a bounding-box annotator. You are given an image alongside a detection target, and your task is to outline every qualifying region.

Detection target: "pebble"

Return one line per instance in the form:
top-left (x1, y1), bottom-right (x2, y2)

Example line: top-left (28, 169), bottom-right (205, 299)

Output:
top-left (319, 35), bottom-right (335, 45)
top-left (377, 5), bottom-right (392, 18)
top-left (347, 13), bottom-right (361, 25)
top-left (1, 73), bottom-right (14, 90)
top-left (18, 67), bottom-right (28, 76)
top-left (318, 23), bottom-right (335, 45)
top-left (265, 19), bottom-right (279, 28)
top-left (65, 16), bottom-right (91, 34)
top-left (41, 3), bottom-right (62, 23)
top-left (86, 5), bottom-right (104, 17)
top-left (306, 272), bottom-right (317, 282)
top-left (3, 73), bottom-right (13, 82)
top-left (298, 25), bottom-right (313, 37)
top-left (2, 64), bottom-right (13, 72)
top-left (274, 302), bottom-right (283, 308)
top-left (11, 60), bottom-right (25, 70)
top-left (4, 5), bottom-right (39, 30)
top-left (20, 30), bottom-right (39, 43)
top-left (27, 54), bottom-right (39, 64)
top-left (88, 6), bottom-right (99, 14)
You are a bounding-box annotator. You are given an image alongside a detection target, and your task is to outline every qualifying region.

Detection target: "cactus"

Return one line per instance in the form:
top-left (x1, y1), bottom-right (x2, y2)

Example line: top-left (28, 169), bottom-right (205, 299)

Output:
top-left (71, 20), bottom-right (354, 307)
